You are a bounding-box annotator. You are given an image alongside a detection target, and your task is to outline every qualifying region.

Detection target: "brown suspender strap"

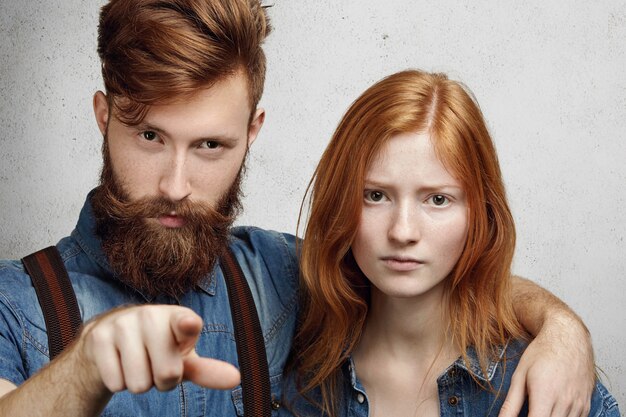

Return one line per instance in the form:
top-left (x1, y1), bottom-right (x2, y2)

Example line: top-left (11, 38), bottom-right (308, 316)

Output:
top-left (21, 246), bottom-right (82, 360)
top-left (22, 245), bottom-right (270, 415)
top-left (220, 248), bottom-right (272, 417)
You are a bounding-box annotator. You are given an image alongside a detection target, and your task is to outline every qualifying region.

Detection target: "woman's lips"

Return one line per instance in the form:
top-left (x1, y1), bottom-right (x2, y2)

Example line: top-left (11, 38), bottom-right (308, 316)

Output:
top-left (381, 256), bottom-right (424, 272)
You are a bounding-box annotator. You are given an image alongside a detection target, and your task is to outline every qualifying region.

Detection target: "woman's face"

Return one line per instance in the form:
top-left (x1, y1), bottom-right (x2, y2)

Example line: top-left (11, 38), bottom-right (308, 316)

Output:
top-left (351, 131), bottom-right (469, 301)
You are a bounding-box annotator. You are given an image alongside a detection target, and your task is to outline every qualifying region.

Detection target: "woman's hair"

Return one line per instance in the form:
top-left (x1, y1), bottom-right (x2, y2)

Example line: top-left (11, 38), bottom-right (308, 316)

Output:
top-left (97, 0), bottom-right (271, 124)
top-left (293, 69), bottom-right (524, 415)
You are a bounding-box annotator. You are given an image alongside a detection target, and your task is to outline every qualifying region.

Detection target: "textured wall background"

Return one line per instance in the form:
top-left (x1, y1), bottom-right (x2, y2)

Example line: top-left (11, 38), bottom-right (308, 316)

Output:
top-left (1, 0), bottom-right (624, 407)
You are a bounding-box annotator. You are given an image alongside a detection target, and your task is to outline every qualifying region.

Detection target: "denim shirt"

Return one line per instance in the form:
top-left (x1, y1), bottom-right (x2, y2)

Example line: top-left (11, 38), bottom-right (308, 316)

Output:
top-left (0, 193), bottom-right (300, 416)
top-left (281, 339), bottom-right (621, 417)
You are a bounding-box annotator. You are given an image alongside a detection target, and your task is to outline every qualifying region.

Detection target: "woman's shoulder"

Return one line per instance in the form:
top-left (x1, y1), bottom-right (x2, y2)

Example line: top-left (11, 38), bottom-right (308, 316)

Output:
top-left (280, 360), bottom-right (360, 417)
top-left (279, 369), bottom-right (327, 417)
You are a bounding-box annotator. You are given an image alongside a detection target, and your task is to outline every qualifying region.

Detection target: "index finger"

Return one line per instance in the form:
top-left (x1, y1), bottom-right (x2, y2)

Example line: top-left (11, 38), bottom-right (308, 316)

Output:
top-left (183, 355), bottom-right (241, 390)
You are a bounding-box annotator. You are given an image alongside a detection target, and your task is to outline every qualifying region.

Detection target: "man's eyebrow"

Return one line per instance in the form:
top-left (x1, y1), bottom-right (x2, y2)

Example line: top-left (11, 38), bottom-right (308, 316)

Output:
top-left (133, 123), bottom-right (241, 144)
top-left (202, 134), bottom-right (241, 144)
top-left (133, 122), bottom-right (168, 135)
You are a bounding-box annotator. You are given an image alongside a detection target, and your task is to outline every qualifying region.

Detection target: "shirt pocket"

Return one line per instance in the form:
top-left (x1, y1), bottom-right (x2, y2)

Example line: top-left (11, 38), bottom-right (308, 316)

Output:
top-left (231, 373), bottom-right (284, 416)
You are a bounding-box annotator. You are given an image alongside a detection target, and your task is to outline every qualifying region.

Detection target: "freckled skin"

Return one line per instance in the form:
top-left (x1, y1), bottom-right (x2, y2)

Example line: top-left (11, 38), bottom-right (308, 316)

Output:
top-left (351, 131), bottom-right (468, 302)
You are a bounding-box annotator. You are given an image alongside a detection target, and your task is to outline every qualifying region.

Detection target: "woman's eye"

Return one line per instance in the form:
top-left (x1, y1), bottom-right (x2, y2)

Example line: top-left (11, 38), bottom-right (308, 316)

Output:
top-left (365, 190), bottom-right (385, 202)
top-left (200, 141), bottom-right (220, 149)
top-left (430, 194), bottom-right (450, 206)
top-left (141, 131), bottom-right (158, 141)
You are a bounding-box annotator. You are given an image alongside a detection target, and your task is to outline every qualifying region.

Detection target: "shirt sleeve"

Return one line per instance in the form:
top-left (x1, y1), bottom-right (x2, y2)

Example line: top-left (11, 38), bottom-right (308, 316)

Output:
top-left (0, 289), bottom-right (28, 386)
top-left (592, 380), bottom-right (621, 417)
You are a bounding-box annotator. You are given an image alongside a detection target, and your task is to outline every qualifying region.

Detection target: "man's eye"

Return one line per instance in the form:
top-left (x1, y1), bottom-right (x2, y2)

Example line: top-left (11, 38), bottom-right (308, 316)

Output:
top-left (141, 131), bottom-right (158, 141)
top-left (429, 195), bottom-right (450, 206)
top-left (364, 190), bottom-right (385, 202)
top-left (200, 141), bottom-right (220, 149)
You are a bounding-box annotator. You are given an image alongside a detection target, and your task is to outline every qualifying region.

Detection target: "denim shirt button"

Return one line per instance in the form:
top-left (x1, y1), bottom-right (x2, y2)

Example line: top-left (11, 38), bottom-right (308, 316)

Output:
top-left (447, 396), bottom-right (459, 406)
top-left (271, 399), bottom-right (281, 410)
top-left (356, 393), bottom-right (365, 404)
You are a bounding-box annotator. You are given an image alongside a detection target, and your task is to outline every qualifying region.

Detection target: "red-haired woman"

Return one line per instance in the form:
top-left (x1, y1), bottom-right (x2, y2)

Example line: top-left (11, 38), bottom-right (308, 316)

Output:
top-left (282, 70), bottom-right (619, 417)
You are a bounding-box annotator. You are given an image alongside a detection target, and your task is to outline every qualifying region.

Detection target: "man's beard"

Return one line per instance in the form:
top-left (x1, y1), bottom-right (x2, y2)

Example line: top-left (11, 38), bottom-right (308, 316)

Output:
top-left (91, 144), bottom-right (243, 299)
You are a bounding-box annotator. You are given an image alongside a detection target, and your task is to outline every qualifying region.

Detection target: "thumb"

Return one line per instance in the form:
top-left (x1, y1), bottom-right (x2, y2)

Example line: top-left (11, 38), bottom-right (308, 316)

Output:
top-left (171, 311), bottom-right (203, 355)
top-left (498, 373), bottom-right (526, 417)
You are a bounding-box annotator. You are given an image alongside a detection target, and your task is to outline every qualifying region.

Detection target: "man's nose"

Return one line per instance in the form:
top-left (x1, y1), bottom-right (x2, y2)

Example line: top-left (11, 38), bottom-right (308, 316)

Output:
top-left (158, 153), bottom-right (191, 202)
top-left (387, 203), bottom-right (420, 245)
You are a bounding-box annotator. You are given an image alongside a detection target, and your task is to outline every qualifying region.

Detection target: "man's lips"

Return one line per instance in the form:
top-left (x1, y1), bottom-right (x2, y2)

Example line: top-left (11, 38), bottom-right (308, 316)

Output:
top-left (380, 256), bottom-right (424, 272)
top-left (157, 213), bottom-right (187, 228)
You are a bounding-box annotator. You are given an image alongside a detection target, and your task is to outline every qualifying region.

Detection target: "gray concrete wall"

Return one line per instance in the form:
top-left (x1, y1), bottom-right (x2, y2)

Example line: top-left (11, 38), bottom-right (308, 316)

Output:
top-left (1, 0), bottom-right (624, 407)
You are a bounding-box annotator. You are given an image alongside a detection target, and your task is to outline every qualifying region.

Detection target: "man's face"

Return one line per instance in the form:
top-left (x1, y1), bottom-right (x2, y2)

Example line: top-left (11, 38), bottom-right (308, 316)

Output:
top-left (91, 72), bottom-right (265, 298)
top-left (96, 72), bottom-right (263, 216)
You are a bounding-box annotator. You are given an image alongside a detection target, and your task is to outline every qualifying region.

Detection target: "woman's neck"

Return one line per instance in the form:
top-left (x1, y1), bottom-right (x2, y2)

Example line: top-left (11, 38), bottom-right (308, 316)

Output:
top-left (359, 284), bottom-right (452, 357)
top-left (352, 285), bottom-right (459, 417)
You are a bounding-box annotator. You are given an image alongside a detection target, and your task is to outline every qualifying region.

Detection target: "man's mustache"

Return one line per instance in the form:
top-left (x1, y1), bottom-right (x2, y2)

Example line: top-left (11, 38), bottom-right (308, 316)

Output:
top-left (98, 187), bottom-right (234, 227)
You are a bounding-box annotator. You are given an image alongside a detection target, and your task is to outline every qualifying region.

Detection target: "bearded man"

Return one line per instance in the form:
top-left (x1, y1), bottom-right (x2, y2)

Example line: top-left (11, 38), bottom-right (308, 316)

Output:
top-left (0, 0), bottom-right (598, 416)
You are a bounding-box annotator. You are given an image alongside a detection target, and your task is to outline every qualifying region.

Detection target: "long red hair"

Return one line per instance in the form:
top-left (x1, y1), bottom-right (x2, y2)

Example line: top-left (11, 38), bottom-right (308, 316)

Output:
top-left (293, 70), bottom-right (524, 415)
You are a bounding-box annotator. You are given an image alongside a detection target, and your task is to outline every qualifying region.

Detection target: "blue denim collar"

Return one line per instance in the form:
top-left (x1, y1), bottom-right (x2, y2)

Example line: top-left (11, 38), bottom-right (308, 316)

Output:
top-left (438, 342), bottom-right (509, 385)
top-left (346, 341), bottom-right (509, 392)
top-left (346, 356), bottom-right (367, 395)
top-left (73, 189), bottom-right (216, 301)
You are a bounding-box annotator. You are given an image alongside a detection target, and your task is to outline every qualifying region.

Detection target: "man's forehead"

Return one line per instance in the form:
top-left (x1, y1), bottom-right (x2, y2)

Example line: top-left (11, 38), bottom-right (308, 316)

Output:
top-left (114, 73), bottom-right (251, 137)
top-left (111, 73), bottom-right (253, 128)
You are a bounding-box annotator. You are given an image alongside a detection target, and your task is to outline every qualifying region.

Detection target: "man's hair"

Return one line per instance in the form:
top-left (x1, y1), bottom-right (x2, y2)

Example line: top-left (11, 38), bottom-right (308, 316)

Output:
top-left (97, 0), bottom-right (271, 124)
